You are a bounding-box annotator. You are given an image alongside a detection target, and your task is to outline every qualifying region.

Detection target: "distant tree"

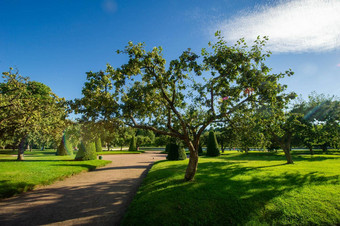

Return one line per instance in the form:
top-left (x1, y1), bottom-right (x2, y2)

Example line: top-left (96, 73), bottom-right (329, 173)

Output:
top-left (74, 32), bottom-right (294, 180)
top-left (0, 68), bottom-right (67, 160)
top-left (291, 93), bottom-right (340, 153)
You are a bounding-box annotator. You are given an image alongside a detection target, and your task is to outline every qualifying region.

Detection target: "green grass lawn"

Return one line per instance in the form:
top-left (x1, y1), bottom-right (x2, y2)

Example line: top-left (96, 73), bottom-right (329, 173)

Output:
top-left (122, 151), bottom-right (340, 225)
top-left (0, 149), bottom-right (111, 199)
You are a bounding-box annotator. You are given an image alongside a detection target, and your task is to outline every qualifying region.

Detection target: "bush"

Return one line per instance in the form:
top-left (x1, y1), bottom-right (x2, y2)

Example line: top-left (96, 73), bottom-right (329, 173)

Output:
top-left (165, 143), bottom-right (171, 153)
top-left (129, 135), bottom-right (137, 151)
top-left (95, 137), bottom-right (102, 152)
top-left (75, 141), bottom-right (97, 160)
top-left (178, 146), bottom-right (187, 160)
top-left (56, 136), bottom-right (73, 156)
top-left (167, 143), bottom-right (186, 160)
top-left (198, 144), bottom-right (203, 155)
top-left (206, 131), bottom-right (220, 156)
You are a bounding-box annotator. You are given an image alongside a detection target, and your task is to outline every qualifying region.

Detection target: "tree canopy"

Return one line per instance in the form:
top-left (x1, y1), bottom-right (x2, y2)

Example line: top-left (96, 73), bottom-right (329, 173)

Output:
top-left (0, 68), bottom-right (67, 160)
top-left (73, 32), bottom-right (294, 180)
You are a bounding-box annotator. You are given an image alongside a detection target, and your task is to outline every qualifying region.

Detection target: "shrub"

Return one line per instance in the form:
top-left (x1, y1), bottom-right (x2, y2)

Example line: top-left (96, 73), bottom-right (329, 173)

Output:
top-left (178, 145), bottom-right (187, 160)
top-left (198, 144), bottom-right (203, 155)
top-left (75, 141), bottom-right (97, 160)
top-left (56, 135), bottom-right (73, 156)
top-left (206, 131), bottom-right (220, 156)
top-left (165, 143), bottom-right (171, 153)
top-left (167, 143), bottom-right (186, 160)
top-left (95, 137), bottom-right (103, 152)
top-left (129, 135), bottom-right (137, 151)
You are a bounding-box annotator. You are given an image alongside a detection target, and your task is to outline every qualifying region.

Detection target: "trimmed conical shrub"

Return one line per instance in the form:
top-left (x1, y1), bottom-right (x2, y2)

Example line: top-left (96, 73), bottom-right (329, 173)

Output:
top-left (75, 141), bottom-right (97, 160)
top-left (95, 137), bottom-right (103, 152)
top-left (178, 145), bottom-right (187, 160)
top-left (56, 135), bottom-right (73, 156)
top-left (198, 144), bottom-right (203, 155)
top-left (165, 143), bottom-right (171, 153)
top-left (167, 143), bottom-right (187, 160)
top-left (129, 135), bottom-right (137, 151)
top-left (206, 131), bottom-right (220, 156)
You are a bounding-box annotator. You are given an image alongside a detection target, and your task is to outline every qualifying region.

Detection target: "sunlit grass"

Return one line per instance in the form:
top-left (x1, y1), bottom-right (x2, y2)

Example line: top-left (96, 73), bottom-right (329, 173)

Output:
top-left (122, 151), bottom-right (340, 225)
top-left (0, 150), bottom-right (111, 199)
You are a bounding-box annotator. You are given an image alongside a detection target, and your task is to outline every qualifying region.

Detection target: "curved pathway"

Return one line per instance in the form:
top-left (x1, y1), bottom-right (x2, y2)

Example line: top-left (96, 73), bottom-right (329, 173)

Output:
top-left (0, 151), bottom-right (166, 226)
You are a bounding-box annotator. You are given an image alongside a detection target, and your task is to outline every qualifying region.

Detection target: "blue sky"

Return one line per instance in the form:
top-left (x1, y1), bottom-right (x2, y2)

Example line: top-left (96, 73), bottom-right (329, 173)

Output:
top-left (1, 0), bottom-right (339, 101)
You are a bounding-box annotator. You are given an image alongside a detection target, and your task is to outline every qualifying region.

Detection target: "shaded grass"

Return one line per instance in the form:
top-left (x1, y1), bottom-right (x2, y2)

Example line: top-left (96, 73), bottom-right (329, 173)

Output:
top-left (0, 152), bottom-right (111, 199)
top-left (122, 151), bottom-right (340, 225)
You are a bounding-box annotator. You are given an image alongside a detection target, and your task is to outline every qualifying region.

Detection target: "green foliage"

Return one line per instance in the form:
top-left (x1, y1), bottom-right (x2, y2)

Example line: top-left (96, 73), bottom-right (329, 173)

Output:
top-left (122, 151), bottom-right (340, 225)
top-left (0, 68), bottom-right (67, 159)
top-left (165, 143), bottom-right (171, 153)
top-left (75, 141), bottom-right (97, 160)
top-left (128, 135), bottom-right (137, 151)
top-left (166, 143), bottom-right (186, 160)
top-left (95, 137), bottom-right (103, 152)
top-left (178, 146), bottom-right (187, 160)
top-left (0, 151), bottom-right (110, 198)
top-left (74, 33), bottom-right (294, 180)
top-left (206, 131), bottom-right (220, 156)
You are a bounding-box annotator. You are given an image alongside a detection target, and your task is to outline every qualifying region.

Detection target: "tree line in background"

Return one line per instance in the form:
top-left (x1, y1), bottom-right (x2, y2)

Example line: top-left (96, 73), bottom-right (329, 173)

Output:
top-left (1, 32), bottom-right (340, 181)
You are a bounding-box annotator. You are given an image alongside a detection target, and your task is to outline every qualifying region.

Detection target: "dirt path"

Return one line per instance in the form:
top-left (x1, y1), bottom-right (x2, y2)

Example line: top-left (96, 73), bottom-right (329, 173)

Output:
top-left (0, 151), bottom-right (166, 226)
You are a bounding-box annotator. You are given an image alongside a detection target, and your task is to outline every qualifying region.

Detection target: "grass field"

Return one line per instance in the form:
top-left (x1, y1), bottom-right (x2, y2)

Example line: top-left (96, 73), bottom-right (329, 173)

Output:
top-left (0, 149), bottom-right (111, 199)
top-left (122, 150), bottom-right (340, 225)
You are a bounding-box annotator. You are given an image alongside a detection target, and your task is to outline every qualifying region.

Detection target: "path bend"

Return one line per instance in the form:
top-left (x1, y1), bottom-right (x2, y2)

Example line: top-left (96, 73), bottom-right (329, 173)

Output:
top-left (0, 151), bottom-right (166, 226)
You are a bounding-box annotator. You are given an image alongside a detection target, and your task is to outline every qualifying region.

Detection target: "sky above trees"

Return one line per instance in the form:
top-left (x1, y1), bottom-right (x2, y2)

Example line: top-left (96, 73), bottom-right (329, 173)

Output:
top-left (1, 0), bottom-right (339, 101)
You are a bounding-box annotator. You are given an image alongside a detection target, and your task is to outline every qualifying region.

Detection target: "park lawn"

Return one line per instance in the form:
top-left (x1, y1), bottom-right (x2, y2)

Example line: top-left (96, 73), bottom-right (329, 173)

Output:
top-left (122, 151), bottom-right (340, 225)
top-left (0, 150), bottom-right (111, 199)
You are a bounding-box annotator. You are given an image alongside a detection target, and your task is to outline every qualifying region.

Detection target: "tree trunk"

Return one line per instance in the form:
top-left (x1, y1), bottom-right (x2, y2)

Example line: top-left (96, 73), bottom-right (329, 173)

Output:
top-left (321, 144), bottom-right (327, 153)
top-left (309, 146), bottom-right (314, 155)
top-left (244, 147), bottom-right (249, 154)
top-left (185, 150), bottom-right (198, 181)
top-left (17, 136), bottom-right (26, 161)
top-left (221, 142), bottom-right (224, 153)
top-left (281, 143), bottom-right (293, 164)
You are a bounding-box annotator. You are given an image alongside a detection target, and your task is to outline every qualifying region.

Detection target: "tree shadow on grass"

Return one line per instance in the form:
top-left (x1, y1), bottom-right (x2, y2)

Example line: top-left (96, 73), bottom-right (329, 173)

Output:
top-left (122, 159), bottom-right (340, 225)
top-left (219, 151), bottom-right (340, 162)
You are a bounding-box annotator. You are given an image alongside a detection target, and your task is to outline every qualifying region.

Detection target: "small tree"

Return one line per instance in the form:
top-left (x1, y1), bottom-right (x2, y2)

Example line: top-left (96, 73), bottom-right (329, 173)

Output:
top-left (206, 131), bottom-right (220, 156)
top-left (129, 135), bottom-right (137, 151)
top-left (75, 141), bottom-right (97, 160)
top-left (95, 137), bottom-right (103, 152)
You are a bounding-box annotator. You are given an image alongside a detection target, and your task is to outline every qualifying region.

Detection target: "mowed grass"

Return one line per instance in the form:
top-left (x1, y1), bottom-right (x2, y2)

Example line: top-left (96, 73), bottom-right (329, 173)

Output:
top-left (122, 151), bottom-right (340, 225)
top-left (0, 149), bottom-right (111, 199)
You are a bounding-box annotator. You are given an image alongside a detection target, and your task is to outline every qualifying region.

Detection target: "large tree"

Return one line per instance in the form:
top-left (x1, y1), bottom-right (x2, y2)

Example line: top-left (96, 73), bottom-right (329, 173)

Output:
top-left (0, 68), bottom-right (67, 160)
top-left (74, 32), bottom-right (293, 180)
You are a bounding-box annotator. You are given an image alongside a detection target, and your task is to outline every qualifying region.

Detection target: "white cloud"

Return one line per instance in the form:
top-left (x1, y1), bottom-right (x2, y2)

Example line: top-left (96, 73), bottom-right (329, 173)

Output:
top-left (216, 0), bottom-right (340, 53)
